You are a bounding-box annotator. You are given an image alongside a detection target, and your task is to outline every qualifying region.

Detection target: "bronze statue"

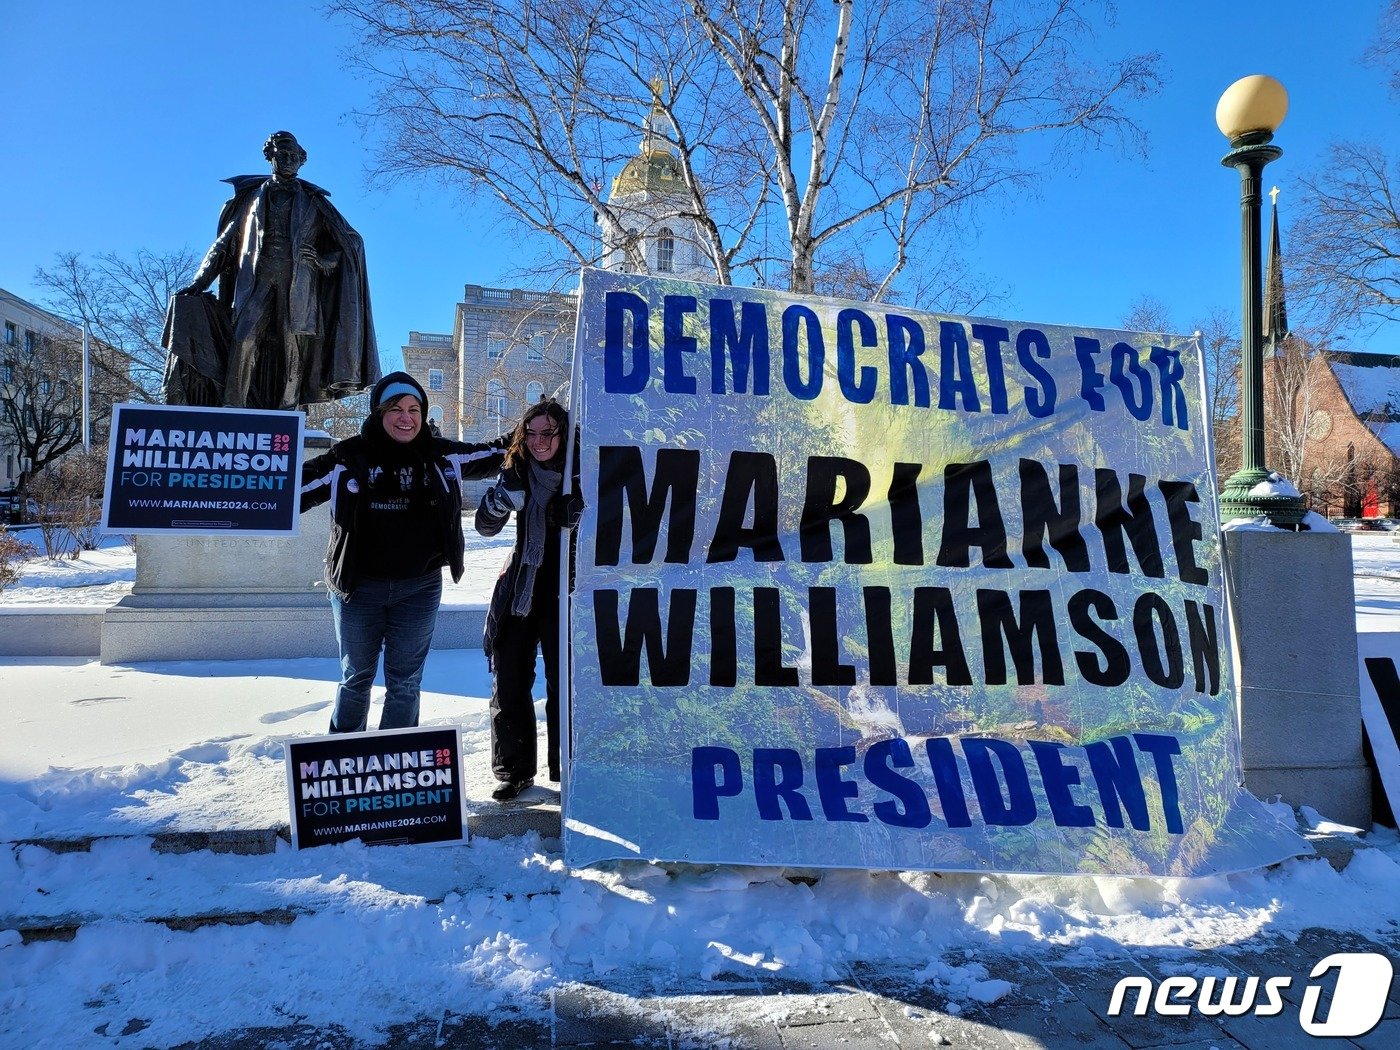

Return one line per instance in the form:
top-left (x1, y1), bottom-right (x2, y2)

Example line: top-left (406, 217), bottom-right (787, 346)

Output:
top-left (161, 131), bottom-right (381, 411)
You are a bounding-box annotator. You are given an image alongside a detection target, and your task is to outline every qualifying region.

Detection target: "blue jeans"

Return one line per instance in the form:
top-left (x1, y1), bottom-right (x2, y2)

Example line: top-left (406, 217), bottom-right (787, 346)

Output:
top-left (328, 572), bottom-right (442, 733)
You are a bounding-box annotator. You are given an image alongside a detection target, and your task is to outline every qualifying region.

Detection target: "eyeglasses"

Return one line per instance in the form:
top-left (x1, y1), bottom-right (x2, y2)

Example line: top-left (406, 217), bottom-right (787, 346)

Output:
top-left (524, 428), bottom-right (559, 441)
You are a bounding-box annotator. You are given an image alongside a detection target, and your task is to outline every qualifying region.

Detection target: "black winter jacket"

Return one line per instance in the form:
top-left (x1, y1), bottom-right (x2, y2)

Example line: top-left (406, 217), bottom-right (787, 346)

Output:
top-left (301, 434), bottom-right (503, 599)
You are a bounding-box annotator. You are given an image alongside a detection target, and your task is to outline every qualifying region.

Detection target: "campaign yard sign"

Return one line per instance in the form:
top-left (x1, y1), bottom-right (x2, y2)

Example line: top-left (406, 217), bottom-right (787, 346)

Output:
top-left (284, 726), bottom-right (468, 849)
top-left (101, 403), bottom-right (304, 535)
top-left (564, 267), bottom-right (1309, 878)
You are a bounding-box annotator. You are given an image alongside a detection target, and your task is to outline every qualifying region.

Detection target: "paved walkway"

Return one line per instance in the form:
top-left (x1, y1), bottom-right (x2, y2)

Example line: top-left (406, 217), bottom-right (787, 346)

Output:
top-left (182, 921), bottom-right (1400, 1048)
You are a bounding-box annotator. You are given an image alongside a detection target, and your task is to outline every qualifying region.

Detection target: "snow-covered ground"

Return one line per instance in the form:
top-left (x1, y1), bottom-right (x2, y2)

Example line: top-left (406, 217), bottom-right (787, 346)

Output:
top-left (2, 529), bottom-right (1399, 1047)
top-left (1351, 531), bottom-right (1400, 633)
top-left (0, 533), bottom-right (138, 609)
top-left (0, 523), bottom-right (513, 608)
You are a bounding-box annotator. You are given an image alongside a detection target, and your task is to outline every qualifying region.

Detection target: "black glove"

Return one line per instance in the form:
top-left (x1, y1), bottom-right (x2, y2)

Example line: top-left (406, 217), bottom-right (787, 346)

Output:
top-left (482, 478), bottom-right (526, 517)
top-left (545, 493), bottom-right (585, 529)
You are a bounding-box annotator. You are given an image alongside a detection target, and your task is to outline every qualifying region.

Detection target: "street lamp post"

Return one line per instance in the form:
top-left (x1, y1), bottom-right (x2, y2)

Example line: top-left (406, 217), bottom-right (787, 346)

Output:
top-left (81, 324), bottom-right (90, 452)
top-left (1215, 75), bottom-right (1307, 527)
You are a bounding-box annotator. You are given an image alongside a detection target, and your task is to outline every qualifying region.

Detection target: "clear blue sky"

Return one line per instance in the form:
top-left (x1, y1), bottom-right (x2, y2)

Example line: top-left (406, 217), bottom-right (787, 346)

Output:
top-left (1, 1), bottom-right (1395, 372)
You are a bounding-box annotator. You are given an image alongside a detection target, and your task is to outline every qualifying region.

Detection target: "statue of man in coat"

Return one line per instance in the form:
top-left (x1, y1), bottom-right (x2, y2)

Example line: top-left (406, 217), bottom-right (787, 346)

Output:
top-left (161, 131), bottom-right (381, 411)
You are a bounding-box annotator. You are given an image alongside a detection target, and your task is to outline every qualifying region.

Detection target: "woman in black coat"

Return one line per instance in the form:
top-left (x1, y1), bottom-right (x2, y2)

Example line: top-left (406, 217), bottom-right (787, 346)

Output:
top-left (300, 370), bottom-right (504, 733)
top-left (474, 397), bottom-right (582, 800)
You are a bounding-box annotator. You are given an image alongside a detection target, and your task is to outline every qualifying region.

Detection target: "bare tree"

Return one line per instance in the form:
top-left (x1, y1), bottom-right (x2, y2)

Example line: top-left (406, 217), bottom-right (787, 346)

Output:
top-left (1197, 308), bottom-right (1242, 480)
top-left (1367, 0), bottom-right (1400, 98)
top-left (1291, 144), bottom-right (1400, 338)
top-left (1265, 336), bottom-right (1319, 491)
top-left (332, 0), bottom-right (1157, 302)
top-left (1120, 295), bottom-right (1174, 337)
top-left (33, 248), bottom-right (200, 401)
top-left (1290, 4), bottom-right (1400, 339)
top-left (0, 525), bottom-right (36, 592)
top-left (0, 329), bottom-right (125, 514)
top-left (27, 453), bottom-right (108, 559)
top-left (308, 392), bottom-right (373, 440)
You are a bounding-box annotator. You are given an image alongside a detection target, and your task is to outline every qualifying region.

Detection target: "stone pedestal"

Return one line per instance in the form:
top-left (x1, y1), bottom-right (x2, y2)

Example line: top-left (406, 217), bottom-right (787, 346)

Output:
top-left (101, 434), bottom-right (334, 664)
top-left (100, 503), bottom-right (336, 664)
top-left (1225, 529), bottom-right (1371, 828)
top-left (99, 432), bottom-right (489, 664)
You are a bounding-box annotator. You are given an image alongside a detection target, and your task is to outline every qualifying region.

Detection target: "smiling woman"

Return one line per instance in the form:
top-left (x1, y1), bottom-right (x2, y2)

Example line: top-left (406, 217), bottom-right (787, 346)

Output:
top-left (298, 370), bottom-right (508, 735)
top-left (377, 383), bottom-right (423, 443)
top-left (475, 396), bottom-right (583, 801)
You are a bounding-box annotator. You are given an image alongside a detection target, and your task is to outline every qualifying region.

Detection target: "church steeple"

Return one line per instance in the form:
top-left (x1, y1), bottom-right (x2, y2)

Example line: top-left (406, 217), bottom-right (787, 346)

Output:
top-left (1264, 186), bottom-right (1289, 355)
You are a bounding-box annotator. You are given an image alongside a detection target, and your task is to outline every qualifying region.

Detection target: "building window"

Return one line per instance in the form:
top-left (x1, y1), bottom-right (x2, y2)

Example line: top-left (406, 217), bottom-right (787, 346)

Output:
top-left (3, 322), bottom-right (14, 346)
top-left (428, 368), bottom-right (444, 391)
top-left (2, 359), bottom-right (12, 384)
top-left (528, 333), bottom-right (545, 361)
top-left (487, 380), bottom-right (506, 431)
top-left (23, 330), bottom-right (37, 354)
top-left (487, 334), bottom-right (508, 360)
top-left (39, 377), bottom-right (51, 396)
top-left (525, 381), bottom-right (544, 406)
top-left (657, 228), bottom-right (675, 273)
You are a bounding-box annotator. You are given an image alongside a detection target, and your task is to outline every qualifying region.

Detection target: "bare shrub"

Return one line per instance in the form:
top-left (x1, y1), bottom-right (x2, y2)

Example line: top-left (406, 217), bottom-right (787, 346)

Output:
top-left (66, 503), bottom-right (103, 557)
top-left (0, 525), bottom-right (36, 592)
top-left (27, 452), bottom-right (108, 559)
top-left (25, 471), bottom-right (67, 560)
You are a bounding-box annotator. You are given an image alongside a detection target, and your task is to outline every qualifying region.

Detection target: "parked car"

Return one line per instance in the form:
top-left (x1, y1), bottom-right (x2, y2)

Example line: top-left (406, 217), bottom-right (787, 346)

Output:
top-left (1333, 517), bottom-right (1387, 532)
top-left (0, 494), bottom-right (40, 525)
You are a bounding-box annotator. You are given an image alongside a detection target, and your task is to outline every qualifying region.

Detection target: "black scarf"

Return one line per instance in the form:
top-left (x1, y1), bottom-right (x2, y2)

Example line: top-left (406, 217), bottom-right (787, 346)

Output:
top-left (511, 457), bottom-right (563, 616)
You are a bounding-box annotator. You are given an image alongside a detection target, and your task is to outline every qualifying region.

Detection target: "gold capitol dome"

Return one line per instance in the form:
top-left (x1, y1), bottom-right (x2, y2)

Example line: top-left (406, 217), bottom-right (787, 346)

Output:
top-left (610, 78), bottom-right (686, 197)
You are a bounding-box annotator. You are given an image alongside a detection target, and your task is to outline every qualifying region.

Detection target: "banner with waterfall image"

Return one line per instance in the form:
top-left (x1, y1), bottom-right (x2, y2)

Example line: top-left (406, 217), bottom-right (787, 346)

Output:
top-left (564, 267), bottom-right (1309, 876)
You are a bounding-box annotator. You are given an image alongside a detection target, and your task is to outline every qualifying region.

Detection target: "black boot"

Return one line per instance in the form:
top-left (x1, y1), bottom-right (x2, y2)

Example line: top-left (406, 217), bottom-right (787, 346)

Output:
top-left (491, 778), bottom-right (533, 802)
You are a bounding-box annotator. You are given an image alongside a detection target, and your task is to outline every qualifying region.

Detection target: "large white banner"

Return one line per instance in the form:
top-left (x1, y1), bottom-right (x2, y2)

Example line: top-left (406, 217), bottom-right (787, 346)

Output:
top-left (565, 268), bottom-right (1308, 876)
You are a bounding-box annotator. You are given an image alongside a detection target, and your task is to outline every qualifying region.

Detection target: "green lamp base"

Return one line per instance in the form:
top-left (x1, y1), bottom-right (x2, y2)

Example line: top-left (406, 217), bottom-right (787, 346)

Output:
top-left (1218, 467), bottom-right (1308, 528)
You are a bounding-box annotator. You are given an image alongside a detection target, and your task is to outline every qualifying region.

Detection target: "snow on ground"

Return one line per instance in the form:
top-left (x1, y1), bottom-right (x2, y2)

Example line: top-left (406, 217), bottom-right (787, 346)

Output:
top-left (1350, 531), bottom-right (1400, 632)
top-left (2, 530), bottom-right (1400, 1047)
top-left (0, 522), bottom-right (513, 608)
top-left (0, 533), bottom-right (137, 608)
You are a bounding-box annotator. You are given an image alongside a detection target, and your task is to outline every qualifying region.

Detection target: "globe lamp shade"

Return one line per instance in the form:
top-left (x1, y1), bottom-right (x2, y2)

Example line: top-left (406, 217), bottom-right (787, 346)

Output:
top-left (1216, 75), bottom-right (1288, 141)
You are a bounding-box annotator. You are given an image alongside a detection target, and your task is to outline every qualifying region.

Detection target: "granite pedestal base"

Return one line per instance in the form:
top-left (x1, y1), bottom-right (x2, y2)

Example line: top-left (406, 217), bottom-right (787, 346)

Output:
top-left (100, 504), bottom-right (334, 664)
top-left (1225, 529), bottom-right (1372, 828)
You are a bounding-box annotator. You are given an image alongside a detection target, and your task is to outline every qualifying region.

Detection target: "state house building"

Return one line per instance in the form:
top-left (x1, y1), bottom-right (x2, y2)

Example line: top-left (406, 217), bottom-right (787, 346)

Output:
top-left (403, 88), bottom-right (715, 501)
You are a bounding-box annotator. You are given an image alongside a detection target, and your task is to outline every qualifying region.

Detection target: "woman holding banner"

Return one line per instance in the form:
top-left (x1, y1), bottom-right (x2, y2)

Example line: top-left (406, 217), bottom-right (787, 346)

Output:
top-left (475, 397), bottom-right (583, 801)
top-left (300, 371), bottom-right (506, 734)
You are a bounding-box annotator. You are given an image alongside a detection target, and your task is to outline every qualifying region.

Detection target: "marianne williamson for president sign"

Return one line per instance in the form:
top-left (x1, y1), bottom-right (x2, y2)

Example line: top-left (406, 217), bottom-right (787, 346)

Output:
top-left (284, 726), bottom-right (468, 850)
top-left (102, 403), bottom-right (304, 535)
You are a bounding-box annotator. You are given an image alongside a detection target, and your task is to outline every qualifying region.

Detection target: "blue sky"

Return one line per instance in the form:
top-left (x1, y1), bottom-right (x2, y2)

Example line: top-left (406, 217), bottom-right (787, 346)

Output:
top-left (1, 1), bottom-right (1395, 372)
